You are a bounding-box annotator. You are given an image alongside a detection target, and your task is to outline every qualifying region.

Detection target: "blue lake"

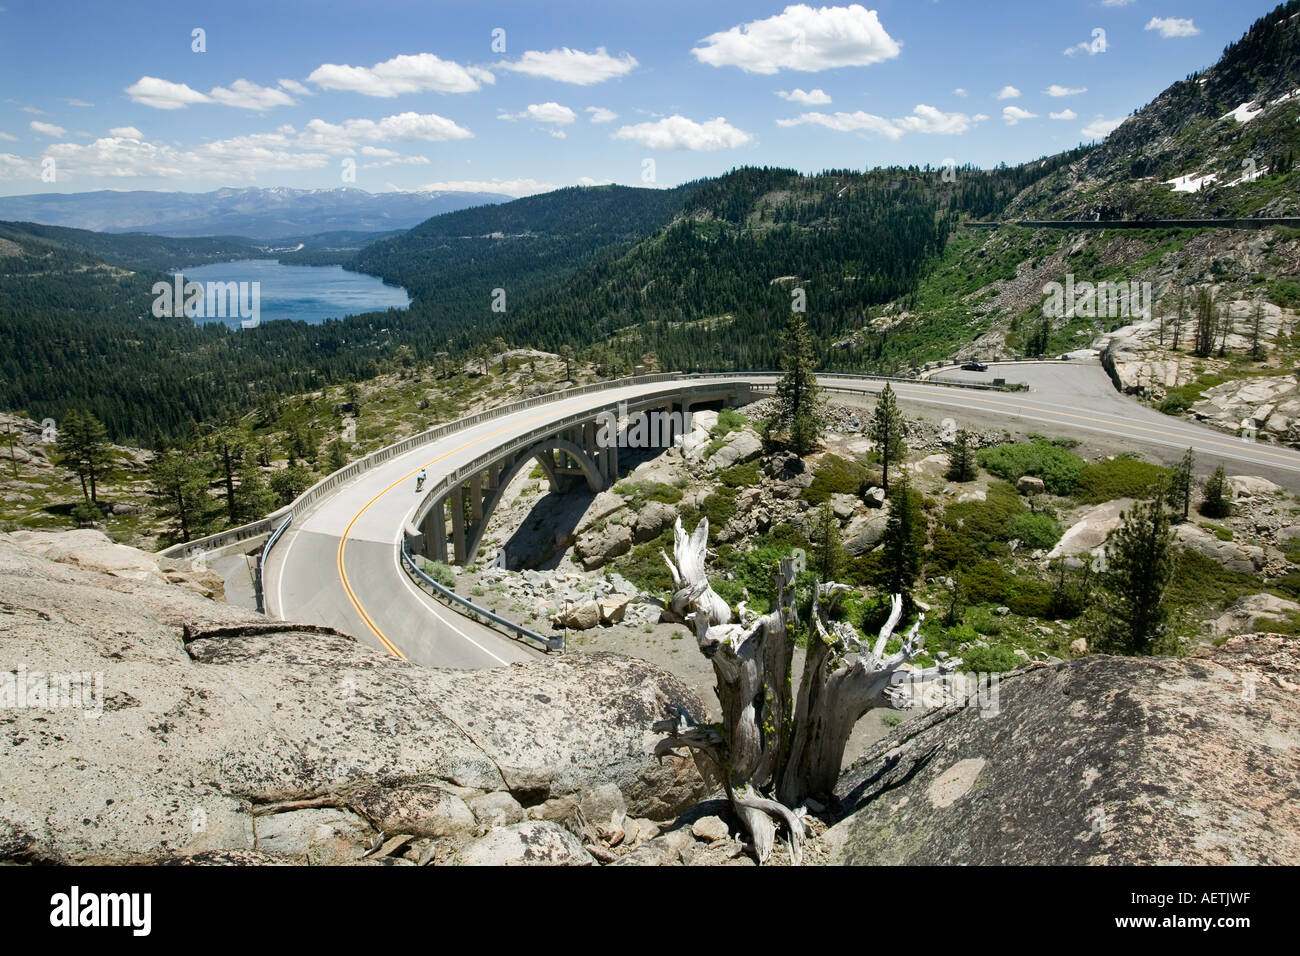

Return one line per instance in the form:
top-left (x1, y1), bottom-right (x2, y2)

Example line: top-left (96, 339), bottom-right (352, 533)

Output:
top-left (178, 259), bottom-right (410, 328)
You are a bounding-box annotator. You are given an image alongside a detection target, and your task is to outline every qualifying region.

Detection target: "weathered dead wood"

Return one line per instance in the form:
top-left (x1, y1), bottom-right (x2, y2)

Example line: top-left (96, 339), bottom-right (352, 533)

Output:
top-left (655, 518), bottom-right (956, 864)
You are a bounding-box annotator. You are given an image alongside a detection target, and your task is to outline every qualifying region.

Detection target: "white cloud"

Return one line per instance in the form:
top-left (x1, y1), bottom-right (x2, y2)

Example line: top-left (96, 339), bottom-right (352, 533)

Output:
top-left (1145, 17), bottom-right (1200, 38)
top-left (586, 106), bottom-right (618, 123)
top-left (500, 102), bottom-right (577, 124)
top-left (29, 120), bottom-right (66, 138)
top-left (307, 53), bottom-right (493, 96)
top-left (778, 104), bottom-right (980, 139)
top-left (1002, 106), bottom-right (1037, 125)
top-left (64, 98), bottom-right (94, 107)
top-left (1064, 28), bottom-right (1109, 56)
top-left (1044, 84), bottom-right (1086, 97)
top-left (278, 78), bottom-right (312, 96)
top-left (125, 77), bottom-right (213, 109)
top-left (777, 109), bottom-right (901, 139)
top-left (953, 88), bottom-right (967, 97)
top-left (411, 177), bottom-right (561, 198)
top-left (0, 131), bottom-right (18, 141)
top-left (499, 47), bottom-right (637, 85)
top-left (613, 115), bottom-right (755, 150)
top-left (996, 85), bottom-right (1020, 100)
top-left (358, 145), bottom-right (430, 169)
top-left (298, 112), bottom-right (473, 150)
top-left (1101, 0), bottom-right (1135, 6)
top-left (20, 105), bottom-right (45, 115)
top-left (894, 104), bottom-right (979, 135)
top-left (23, 131), bottom-right (330, 183)
top-left (777, 87), bottom-right (832, 105)
top-left (108, 126), bottom-right (143, 138)
top-left (1082, 116), bottom-right (1124, 138)
top-left (692, 4), bottom-right (900, 74)
top-left (1049, 109), bottom-right (1077, 121)
top-left (208, 79), bottom-right (296, 110)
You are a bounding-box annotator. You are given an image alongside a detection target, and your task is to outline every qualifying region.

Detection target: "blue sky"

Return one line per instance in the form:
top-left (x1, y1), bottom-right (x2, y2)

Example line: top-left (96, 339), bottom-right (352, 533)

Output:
top-left (0, 0), bottom-right (1284, 197)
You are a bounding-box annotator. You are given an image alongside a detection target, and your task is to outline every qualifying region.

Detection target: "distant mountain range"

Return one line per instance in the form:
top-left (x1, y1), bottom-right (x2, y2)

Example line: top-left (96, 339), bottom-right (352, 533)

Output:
top-left (0, 186), bottom-right (510, 241)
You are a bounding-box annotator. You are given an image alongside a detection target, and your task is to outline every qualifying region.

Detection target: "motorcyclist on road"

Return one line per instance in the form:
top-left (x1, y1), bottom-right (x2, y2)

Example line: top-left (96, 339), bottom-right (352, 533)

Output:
top-left (415, 468), bottom-right (426, 492)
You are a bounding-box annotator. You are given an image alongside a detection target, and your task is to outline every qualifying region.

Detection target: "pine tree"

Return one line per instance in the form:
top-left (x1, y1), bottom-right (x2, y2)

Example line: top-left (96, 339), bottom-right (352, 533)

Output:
top-left (1193, 288), bottom-right (1218, 358)
top-left (1169, 447), bottom-right (1195, 522)
top-left (1092, 480), bottom-right (1176, 655)
top-left (1199, 465), bottom-right (1231, 518)
top-left (209, 426), bottom-right (244, 523)
top-left (149, 447), bottom-right (214, 543)
top-left (1250, 300), bottom-right (1265, 360)
top-left (326, 438), bottom-right (349, 472)
top-left (870, 383), bottom-right (907, 493)
top-left (945, 428), bottom-right (977, 482)
top-left (234, 452), bottom-right (277, 523)
top-left (771, 313), bottom-right (823, 456)
top-left (813, 502), bottom-right (844, 583)
top-left (882, 470), bottom-right (922, 599)
top-left (55, 409), bottom-right (114, 502)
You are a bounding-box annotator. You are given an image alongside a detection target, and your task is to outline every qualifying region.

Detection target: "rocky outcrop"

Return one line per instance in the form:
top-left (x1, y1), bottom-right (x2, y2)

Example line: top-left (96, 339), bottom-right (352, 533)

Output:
top-left (1212, 594), bottom-right (1300, 638)
top-left (8, 528), bottom-right (226, 599)
top-left (825, 635), bottom-right (1300, 864)
top-left (1174, 523), bottom-right (1267, 573)
top-left (0, 534), bottom-right (707, 865)
top-left (1192, 375), bottom-right (1300, 445)
top-left (1046, 499), bottom-right (1132, 559)
top-left (705, 431), bottom-right (763, 472)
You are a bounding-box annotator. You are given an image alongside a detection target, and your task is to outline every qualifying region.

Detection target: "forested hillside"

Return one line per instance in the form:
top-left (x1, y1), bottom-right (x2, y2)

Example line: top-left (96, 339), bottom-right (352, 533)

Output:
top-left (0, 221), bottom-right (263, 272)
top-left (352, 182), bottom-right (705, 306)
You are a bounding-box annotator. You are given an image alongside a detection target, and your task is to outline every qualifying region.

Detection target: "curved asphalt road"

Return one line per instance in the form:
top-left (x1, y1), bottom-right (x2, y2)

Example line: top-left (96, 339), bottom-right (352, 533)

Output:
top-left (265, 363), bottom-right (1300, 671)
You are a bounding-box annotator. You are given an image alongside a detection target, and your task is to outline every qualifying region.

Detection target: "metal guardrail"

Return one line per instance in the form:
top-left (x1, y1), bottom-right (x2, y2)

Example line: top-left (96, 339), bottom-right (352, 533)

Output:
top-left (400, 539), bottom-right (562, 651)
top-left (254, 513), bottom-right (293, 615)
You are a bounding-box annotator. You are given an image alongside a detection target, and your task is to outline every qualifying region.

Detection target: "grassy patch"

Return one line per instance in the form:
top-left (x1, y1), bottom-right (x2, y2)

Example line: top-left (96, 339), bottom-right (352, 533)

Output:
top-left (977, 441), bottom-right (1084, 495)
top-left (1008, 511), bottom-right (1063, 550)
top-left (710, 407), bottom-right (747, 438)
top-left (1074, 455), bottom-right (1170, 504)
top-left (718, 460), bottom-right (762, 488)
top-left (802, 453), bottom-right (875, 505)
top-left (614, 480), bottom-right (683, 511)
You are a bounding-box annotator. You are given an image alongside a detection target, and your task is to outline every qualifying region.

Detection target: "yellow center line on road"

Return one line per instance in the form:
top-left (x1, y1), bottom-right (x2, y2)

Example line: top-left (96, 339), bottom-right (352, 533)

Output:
top-left (335, 391), bottom-right (643, 659)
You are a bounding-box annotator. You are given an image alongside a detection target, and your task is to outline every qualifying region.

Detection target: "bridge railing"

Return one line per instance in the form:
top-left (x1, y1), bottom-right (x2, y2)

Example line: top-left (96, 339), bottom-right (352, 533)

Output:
top-left (400, 538), bottom-right (562, 651)
top-left (254, 513), bottom-right (293, 615)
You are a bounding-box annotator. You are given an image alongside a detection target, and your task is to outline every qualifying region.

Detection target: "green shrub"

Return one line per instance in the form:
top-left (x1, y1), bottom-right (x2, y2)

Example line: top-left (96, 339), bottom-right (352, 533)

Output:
top-left (700, 486), bottom-right (738, 530)
top-left (614, 480), bottom-right (683, 511)
top-left (711, 407), bottom-right (746, 438)
top-left (421, 560), bottom-right (456, 588)
top-left (1008, 511), bottom-right (1063, 549)
top-left (710, 577), bottom-right (748, 608)
top-left (977, 441), bottom-right (1084, 495)
top-left (937, 481), bottom-right (1027, 563)
top-left (1074, 456), bottom-right (1170, 503)
top-left (718, 460), bottom-right (762, 488)
top-left (880, 712), bottom-right (903, 727)
top-left (1273, 572), bottom-right (1300, 598)
top-left (1165, 549), bottom-right (1260, 611)
top-left (802, 454), bottom-right (875, 505)
top-left (959, 642), bottom-right (1022, 673)
top-left (966, 606), bottom-right (1005, 636)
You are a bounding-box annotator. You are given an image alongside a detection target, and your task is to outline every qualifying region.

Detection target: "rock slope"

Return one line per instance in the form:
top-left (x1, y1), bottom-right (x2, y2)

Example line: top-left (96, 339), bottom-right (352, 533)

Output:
top-left (826, 635), bottom-right (1299, 865)
top-left (0, 534), bottom-right (706, 864)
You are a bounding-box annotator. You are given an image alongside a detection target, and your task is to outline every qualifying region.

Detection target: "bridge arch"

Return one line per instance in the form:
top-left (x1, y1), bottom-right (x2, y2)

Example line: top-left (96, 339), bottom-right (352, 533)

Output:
top-left (419, 434), bottom-right (609, 567)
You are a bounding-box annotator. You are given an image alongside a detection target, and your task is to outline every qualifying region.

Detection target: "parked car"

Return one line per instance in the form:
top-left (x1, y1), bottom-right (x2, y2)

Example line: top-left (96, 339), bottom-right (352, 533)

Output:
top-left (961, 361), bottom-right (989, 372)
